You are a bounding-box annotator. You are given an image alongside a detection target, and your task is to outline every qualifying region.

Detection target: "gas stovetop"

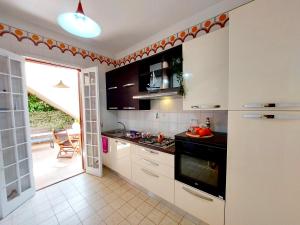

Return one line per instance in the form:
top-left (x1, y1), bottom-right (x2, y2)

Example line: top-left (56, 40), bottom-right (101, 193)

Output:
top-left (138, 136), bottom-right (175, 149)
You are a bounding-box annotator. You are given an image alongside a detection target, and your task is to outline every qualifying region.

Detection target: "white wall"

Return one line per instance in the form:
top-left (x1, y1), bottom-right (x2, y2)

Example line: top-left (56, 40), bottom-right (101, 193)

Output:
top-left (26, 61), bottom-right (80, 119)
top-left (0, 34), bottom-right (118, 131)
top-left (116, 98), bottom-right (228, 137)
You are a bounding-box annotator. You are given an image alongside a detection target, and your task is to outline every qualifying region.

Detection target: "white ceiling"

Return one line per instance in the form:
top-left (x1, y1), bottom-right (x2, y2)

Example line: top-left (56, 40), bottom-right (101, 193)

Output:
top-left (0, 0), bottom-right (231, 54)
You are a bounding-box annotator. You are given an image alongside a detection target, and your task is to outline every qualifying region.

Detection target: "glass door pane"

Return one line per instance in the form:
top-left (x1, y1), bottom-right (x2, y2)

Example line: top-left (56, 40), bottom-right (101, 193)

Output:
top-left (2, 147), bottom-right (16, 167)
top-left (0, 112), bottom-right (13, 130)
top-left (10, 59), bottom-right (22, 77)
top-left (0, 93), bottom-right (12, 111)
top-left (13, 94), bottom-right (24, 110)
top-left (0, 74), bottom-right (10, 93)
top-left (1, 129), bottom-right (15, 148)
top-left (0, 55), bottom-right (9, 74)
top-left (11, 77), bottom-right (23, 94)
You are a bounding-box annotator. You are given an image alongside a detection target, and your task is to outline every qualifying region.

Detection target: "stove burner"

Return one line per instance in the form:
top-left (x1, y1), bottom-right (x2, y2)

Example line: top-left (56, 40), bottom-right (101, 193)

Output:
top-left (138, 136), bottom-right (175, 149)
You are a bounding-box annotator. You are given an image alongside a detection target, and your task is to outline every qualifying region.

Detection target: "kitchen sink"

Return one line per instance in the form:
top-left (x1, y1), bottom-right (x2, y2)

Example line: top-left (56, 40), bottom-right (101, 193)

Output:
top-left (105, 129), bottom-right (126, 137)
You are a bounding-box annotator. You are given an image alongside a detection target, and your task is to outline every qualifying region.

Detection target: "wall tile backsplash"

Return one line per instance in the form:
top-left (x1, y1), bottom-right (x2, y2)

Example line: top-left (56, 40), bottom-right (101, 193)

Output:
top-left (116, 98), bottom-right (228, 137)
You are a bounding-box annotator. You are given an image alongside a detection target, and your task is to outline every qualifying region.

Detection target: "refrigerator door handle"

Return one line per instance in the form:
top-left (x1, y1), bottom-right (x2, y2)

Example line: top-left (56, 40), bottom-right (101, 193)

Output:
top-left (243, 103), bottom-right (300, 108)
top-left (243, 114), bottom-right (300, 120)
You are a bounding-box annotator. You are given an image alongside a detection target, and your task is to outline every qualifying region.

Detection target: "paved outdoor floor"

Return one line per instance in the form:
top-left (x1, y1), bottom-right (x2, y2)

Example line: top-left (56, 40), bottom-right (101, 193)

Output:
top-left (32, 143), bottom-right (83, 189)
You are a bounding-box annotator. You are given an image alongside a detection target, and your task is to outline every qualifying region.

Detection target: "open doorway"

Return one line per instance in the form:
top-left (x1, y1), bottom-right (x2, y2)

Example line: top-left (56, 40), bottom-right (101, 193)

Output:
top-left (24, 59), bottom-right (84, 190)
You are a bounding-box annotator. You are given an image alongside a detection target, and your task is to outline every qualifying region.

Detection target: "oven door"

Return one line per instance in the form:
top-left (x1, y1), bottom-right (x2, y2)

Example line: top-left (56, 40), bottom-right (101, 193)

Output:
top-left (175, 140), bottom-right (226, 199)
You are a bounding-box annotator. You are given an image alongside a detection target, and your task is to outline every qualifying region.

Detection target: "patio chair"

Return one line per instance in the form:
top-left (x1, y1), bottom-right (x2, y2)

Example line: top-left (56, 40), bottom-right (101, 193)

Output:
top-left (66, 130), bottom-right (81, 154)
top-left (52, 129), bottom-right (75, 158)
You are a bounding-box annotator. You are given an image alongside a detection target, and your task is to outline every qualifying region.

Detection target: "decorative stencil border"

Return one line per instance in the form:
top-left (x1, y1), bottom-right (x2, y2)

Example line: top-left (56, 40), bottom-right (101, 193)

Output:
top-left (115, 12), bottom-right (229, 67)
top-left (0, 12), bottom-right (228, 68)
top-left (0, 23), bottom-right (116, 66)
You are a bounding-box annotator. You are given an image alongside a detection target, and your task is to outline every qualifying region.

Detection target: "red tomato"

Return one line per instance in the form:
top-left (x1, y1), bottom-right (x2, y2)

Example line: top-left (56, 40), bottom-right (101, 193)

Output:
top-left (198, 128), bottom-right (212, 137)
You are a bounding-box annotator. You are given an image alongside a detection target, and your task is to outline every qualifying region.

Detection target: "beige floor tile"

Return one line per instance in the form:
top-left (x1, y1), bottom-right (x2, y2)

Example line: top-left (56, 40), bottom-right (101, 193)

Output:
top-left (147, 209), bottom-right (165, 224)
top-left (77, 206), bottom-right (96, 221)
top-left (167, 210), bottom-right (184, 223)
top-left (90, 198), bottom-right (107, 211)
top-left (82, 214), bottom-right (103, 225)
top-left (97, 205), bottom-right (114, 220)
top-left (128, 196), bottom-right (144, 208)
top-left (180, 217), bottom-right (197, 225)
top-left (120, 191), bottom-right (135, 202)
top-left (59, 215), bottom-right (82, 225)
top-left (140, 218), bottom-right (156, 225)
top-left (146, 197), bottom-right (160, 207)
top-left (127, 210), bottom-right (144, 225)
top-left (56, 208), bottom-right (76, 223)
top-left (159, 216), bottom-right (178, 225)
top-left (110, 198), bottom-right (126, 210)
top-left (117, 203), bottom-right (135, 218)
top-left (105, 212), bottom-right (124, 225)
top-left (136, 202), bottom-right (154, 216)
top-left (118, 220), bottom-right (131, 225)
top-left (155, 202), bottom-right (170, 214)
top-left (39, 216), bottom-right (59, 225)
top-left (137, 191), bottom-right (149, 201)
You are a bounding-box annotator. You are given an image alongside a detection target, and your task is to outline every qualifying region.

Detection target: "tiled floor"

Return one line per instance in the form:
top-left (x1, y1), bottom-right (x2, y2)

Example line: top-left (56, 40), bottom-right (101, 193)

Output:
top-left (32, 143), bottom-right (84, 189)
top-left (0, 168), bottom-right (207, 225)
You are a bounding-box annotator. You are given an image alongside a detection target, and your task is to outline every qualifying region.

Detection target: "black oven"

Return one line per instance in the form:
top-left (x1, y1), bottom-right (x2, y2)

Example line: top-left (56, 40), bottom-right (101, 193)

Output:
top-left (175, 132), bottom-right (227, 199)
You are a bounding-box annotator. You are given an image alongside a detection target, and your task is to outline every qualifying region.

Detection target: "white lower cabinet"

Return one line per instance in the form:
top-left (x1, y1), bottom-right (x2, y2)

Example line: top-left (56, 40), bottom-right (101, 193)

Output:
top-left (132, 163), bottom-right (174, 203)
top-left (101, 136), bottom-right (112, 168)
top-left (113, 140), bottom-right (132, 180)
top-left (175, 181), bottom-right (225, 225)
top-left (101, 137), bottom-right (132, 180)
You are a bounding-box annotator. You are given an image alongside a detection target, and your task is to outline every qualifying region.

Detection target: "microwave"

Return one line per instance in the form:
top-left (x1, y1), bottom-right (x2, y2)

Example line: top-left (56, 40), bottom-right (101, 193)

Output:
top-left (175, 132), bottom-right (227, 199)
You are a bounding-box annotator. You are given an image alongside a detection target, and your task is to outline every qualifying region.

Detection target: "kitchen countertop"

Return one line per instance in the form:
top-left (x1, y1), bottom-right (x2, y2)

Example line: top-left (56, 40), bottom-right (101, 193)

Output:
top-left (101, 131), bottom-right (175, 155)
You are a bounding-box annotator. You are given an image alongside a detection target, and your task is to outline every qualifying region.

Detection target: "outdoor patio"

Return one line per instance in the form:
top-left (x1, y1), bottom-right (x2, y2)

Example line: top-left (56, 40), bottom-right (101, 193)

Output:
top-left (32, 142), bottom-right (83, 190)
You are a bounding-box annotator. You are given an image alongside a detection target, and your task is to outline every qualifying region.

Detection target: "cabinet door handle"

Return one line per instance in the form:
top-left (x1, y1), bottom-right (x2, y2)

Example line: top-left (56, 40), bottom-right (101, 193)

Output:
top-left (141, 168), bottom-right (159, 178)
top-left (123, 83), bottom-right (135, 87)
top-left (191, 105), bottom-right (220, 109)
top-left (123, 107), bottom-right (136, 110)
top-left (142, 158), bottom-right (159, 167)
top-left (243, 103), bottom-right (300, 108)
top-left (182, 186), bottom-right (213, 202)
top-left (108, 107), bottom-right (118, 110)
top-left (243, 114), bottom-right (300, 120)
top-left (108, 86), bottom-right (118, 90)
top-left (141, 148), bottom-right (159, 155)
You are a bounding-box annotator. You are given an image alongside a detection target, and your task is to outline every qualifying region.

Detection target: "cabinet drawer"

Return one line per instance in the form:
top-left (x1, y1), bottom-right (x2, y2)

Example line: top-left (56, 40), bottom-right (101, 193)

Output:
top-left (132, 163), bottom-right (174, 203)
top-left (132, 145), bottom-right (174, 167)
top-left (175, 181), bottom-right (224, 225)
top-left (132, 154), bottom-right (174, 179)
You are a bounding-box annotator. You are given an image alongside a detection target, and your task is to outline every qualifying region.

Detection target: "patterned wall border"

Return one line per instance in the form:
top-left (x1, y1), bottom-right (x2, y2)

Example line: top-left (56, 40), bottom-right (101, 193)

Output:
top-left (0, 23), bottom-right (116, 66)
top-left (0, 12), bottom-right (228, 68)
top-left (115, 12), bottom-right (229, 67)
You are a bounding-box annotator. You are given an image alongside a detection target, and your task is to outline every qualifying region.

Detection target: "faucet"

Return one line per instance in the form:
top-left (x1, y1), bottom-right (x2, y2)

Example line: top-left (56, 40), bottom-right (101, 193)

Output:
top-left (117, 121), bottom-right (126, 134)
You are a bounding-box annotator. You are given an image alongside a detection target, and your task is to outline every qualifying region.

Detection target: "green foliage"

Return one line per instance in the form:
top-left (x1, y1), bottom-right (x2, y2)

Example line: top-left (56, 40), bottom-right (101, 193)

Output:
top-left (28, 93), bottom-right (55, 112)
top-left (29, 111), bottom-right (74, 130)
top-left (28, 94), bottom-right (74, 129)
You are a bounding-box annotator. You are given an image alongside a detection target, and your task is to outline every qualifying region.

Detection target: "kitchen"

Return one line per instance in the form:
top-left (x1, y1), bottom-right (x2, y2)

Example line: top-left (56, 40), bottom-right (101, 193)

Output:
top-left (0, 0), bottom-right (299, 225)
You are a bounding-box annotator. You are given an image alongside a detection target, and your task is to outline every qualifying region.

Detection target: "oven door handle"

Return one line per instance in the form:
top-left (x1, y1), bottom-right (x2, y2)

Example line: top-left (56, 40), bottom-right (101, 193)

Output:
top-left (182, 186), bottom-right (213, 202)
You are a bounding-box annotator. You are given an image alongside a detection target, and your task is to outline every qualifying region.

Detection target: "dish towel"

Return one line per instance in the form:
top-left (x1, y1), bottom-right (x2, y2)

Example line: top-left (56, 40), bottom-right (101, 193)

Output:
top-left (102, 136), bottom-right (108, 153)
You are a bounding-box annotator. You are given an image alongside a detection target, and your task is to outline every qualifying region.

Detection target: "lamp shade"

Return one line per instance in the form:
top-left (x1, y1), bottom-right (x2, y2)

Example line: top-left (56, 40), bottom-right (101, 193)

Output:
top-left (57, 1), bottom-right (101, 38)
top-left (54, 80), bottom-right (69, 88)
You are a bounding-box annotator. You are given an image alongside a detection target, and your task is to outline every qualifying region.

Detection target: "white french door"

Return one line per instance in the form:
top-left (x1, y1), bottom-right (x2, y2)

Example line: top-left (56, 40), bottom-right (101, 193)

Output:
top-left (81, 67), bottom-right (102, 177)
top-left (0, 48), bottom-right (35, 218)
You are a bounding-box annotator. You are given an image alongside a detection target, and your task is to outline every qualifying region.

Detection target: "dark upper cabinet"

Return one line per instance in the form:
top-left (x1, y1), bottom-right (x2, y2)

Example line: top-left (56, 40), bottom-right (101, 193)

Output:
top-left (105, 45), bottom-right (182, 110)
top-left (106, 62), bottom-right (150, 110)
